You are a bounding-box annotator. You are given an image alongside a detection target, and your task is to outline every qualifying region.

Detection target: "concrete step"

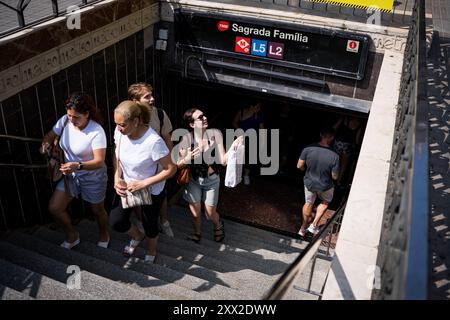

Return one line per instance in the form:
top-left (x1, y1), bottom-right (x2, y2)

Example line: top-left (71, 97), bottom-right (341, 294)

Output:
top-left (170, 205), bottom-right (308, 251)
top-left (0, 257), bottom-right (97, 300)
top-left (0, 240), bottom-right (150, 300)
top-left (35, 226), bottom-right (244, 300)
top-left (77, 219), bottom-right (291, 276)
top-left (73, 223), bottom-right (264, 299)
top-left (0, 283), bottom-right (35, 300)
top-left (24, 228), bottom-right (210, 300)
top-left (168, 215), bottom-right (302, 264)
top-left (78, 220), bottom-right (278, 296)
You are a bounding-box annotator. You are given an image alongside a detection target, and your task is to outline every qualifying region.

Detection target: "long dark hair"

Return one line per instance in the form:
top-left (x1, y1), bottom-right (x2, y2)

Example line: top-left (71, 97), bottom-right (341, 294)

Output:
top-left (65, 92), bottom-right (103, 125)
top-left (182, 108), bottom-right (198, 131)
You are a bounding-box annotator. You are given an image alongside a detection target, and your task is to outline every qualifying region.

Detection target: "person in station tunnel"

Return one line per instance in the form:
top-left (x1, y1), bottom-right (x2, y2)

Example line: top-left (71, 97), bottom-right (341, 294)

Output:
top-left (297, 127), bottom-right (340, 237)
top-left (332, 115), bottom-right (363, 188)
top-left (175, 108), bottom-right (244, 243)
top-left (40, 92), bottom-right (109, 249)
top-left (109, 101), bottom-right (176, 263)
top-left (128, 82), bottom-right (175, 238)
top-left (232, 101), bottom-right (265, 185)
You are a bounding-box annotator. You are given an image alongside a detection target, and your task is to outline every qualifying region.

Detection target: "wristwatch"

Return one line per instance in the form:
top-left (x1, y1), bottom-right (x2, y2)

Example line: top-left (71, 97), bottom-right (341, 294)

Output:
top-left (77, 162), bottom-right (84, 170)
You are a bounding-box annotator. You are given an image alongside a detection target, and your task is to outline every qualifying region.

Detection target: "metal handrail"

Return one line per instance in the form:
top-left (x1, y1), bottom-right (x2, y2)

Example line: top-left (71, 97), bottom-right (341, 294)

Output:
top-left (0, 0), bottom-right (104, 38)
top-left (0, 134), bottom-right (41, 142)
top-left (264, 196), bottom-right (347, 300)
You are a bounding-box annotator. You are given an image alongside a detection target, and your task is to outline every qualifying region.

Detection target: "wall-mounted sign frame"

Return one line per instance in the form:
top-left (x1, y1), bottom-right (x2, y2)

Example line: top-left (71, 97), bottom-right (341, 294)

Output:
top-left (307, 0), bottom-right (394, 13)
top-left (175, 10), bottom-right (370, 80)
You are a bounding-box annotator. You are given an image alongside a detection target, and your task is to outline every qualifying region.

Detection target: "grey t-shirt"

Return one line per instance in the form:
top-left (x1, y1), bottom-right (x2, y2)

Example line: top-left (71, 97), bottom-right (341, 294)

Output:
top-left (299, 144), bottom-right (340, 192)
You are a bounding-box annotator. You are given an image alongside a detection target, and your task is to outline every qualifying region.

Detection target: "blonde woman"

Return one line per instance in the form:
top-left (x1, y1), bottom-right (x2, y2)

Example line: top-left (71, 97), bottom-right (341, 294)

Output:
top-left (109, 101), bottom-right (176, 263)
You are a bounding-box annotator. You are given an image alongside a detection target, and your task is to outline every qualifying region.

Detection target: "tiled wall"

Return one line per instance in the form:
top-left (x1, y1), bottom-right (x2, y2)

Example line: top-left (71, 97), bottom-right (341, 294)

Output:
top-left (0, 30), bottom-right (151, 230)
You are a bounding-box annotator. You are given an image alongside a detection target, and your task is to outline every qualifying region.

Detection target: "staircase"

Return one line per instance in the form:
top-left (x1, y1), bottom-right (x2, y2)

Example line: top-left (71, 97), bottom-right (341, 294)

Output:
top-left (0, 205), bottom-right (332, 300)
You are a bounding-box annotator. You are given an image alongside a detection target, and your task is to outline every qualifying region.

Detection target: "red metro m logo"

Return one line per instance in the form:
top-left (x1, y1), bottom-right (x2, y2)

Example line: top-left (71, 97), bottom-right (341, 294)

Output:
top-left (217, 20), bottom-right (230, 31)
top-left (235, 36), bottom-right (250, 54)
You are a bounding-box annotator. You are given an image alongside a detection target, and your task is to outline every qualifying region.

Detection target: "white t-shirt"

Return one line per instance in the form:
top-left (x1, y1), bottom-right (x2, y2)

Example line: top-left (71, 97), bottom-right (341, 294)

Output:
top-left (53, 115), bottom-right (107, 175)
top-left (114, 127), bottom-right (169, 195)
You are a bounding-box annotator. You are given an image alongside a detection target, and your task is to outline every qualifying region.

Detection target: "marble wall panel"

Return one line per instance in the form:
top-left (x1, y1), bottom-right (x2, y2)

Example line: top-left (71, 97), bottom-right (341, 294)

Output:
top-left (52, 70), bottom-right (69, 117)
top-left (67, 63), bottom-right (83, 94)
top-left (80, 56), bottom-right (95, 94)
top-left (36, 78), bottom-right (58, 131)
top-left (105, 45), bottom-right (119, 147)
top-left (0, 168), bottom-right (24, 229)
top-left (0, 2), bottom-right (160, 102)
top-left (126, 36), bottom-right (137, 86)
top-left (136, 30), bottom-right (145, 82)
top-left (115, 40), bottom-right (128, 102)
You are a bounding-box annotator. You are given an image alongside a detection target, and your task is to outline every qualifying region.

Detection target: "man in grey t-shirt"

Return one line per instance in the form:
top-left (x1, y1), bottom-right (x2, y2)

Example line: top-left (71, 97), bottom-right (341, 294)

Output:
top-left (297, 128), bottom-right (340, 236)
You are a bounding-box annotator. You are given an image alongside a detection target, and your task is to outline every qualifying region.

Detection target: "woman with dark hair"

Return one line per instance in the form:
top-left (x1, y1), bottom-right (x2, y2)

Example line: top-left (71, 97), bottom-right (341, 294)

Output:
top-left (176, 108), bottom-right (243, 243)
top-left (40, 92), bottom-right (109, 249)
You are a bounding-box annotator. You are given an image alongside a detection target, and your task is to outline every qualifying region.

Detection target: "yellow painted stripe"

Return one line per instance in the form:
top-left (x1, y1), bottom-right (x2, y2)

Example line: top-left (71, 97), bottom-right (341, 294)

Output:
top-left (304, 0), bottom-right (393, 12)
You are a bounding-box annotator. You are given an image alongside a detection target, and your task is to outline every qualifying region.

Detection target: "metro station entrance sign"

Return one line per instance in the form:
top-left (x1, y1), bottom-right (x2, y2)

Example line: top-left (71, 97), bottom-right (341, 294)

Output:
top-left (175, 10), bottom-right (370, 80)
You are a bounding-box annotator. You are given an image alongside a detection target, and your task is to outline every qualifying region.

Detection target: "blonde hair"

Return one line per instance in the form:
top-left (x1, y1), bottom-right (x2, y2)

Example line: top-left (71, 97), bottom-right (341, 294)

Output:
top-left (114, 100), bottom-right (150, 125)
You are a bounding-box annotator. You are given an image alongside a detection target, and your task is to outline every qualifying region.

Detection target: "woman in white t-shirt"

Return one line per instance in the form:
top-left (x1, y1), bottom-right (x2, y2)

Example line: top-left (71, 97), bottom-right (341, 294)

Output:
top-left (110, 100), bottom-right (176, 263)
top-left (40, 92), bottom-right (109, 250)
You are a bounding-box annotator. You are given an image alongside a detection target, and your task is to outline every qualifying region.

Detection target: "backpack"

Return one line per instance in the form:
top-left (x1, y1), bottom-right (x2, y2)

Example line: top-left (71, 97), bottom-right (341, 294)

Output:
top-left (156, 107), bottom-right (164, 135)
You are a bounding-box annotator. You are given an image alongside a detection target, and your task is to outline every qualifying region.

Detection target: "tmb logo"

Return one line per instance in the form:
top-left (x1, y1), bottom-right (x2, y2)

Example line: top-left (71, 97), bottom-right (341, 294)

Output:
top-left (235, 36), bottom-right (250, 54)
top-left (217, 21), bottom-right (230, 32)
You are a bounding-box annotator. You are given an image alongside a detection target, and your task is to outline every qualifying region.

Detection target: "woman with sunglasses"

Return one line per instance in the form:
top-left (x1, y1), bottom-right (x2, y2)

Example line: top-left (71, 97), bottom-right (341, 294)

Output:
top-left (40, 92), bottom-right (109, 249)
top-left (176, 108), bottom-right (243, 243)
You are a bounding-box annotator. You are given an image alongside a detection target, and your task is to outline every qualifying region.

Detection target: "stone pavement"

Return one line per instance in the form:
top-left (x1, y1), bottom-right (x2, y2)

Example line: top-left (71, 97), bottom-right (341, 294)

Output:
top-left (428, 0), bottom-right (450, 299)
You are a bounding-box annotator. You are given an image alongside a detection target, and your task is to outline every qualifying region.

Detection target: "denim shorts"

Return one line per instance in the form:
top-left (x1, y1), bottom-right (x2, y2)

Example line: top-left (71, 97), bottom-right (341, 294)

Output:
top-left (183, 173), bottom-right (220, 207)
top-left (56, 166), bottom-right (108, 204)
top-left (304, 186), bottom-right (334, 204)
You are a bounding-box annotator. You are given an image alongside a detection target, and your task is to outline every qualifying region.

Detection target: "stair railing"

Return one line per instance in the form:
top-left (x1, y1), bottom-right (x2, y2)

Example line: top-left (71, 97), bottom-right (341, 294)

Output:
top-left (264, 196), bottom-right (347, 300)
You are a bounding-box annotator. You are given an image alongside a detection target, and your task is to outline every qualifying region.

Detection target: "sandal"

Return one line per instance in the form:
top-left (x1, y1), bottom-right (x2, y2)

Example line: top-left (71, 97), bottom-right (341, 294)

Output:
top-left (123, 236), bottom-right (145, 257)
top-left (187, 233), bottom-right (201, 244)
top-left (214, 221), bottom-right (225, 242)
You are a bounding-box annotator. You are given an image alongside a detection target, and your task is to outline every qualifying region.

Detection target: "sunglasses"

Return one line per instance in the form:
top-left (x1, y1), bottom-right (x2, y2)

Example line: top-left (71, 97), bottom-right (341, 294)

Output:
top-left (195, 114), bottom-right (206, 122)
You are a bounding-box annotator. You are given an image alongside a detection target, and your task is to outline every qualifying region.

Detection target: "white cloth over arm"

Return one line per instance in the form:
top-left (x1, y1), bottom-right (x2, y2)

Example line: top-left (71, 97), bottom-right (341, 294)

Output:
top-left (224, 144), bottom-right (245, 188)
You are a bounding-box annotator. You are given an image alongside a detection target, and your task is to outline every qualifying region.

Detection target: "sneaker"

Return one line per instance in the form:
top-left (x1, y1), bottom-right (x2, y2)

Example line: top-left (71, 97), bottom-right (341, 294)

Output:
top-left (123, 237), bottom-right (144, 257)
top-left (298, 226), bottom-right (306, 237)
top-left (243, 175), bottom-right (250, 185)
top-left (97, 238), bottom-right (110, 249)
top-left (160, 220), bottom-right (174, 238)
top-left (144, 255), bottom-right (155, 264)
top-left (307, 224), bottom-right (320, 235)
top-left (60, 238), bottom-right (80, 250)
